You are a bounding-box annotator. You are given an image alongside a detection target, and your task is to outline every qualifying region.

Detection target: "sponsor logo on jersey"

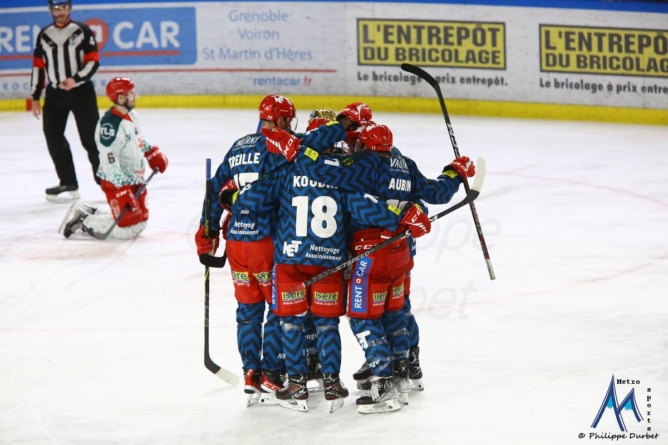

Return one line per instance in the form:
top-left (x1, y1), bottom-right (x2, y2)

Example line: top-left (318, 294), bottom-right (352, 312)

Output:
top-left (253, 271), bottom-right (272, 285)
top-left (282, 288), bottom-right (306, 302)
top-left (314, 291), bottom-right (338, 303)
top-left (100, 123), bottom-right (116, 140)
top-left (235, 136), bottom-right (261, 148)
top-left (388, 177), bottom-right (412, 191)
top-left (342, 157), bottom-right (355, 166)
top-left (390, 157), bottom-right (409, 171)
top-left (283, 240), bottom-right (302, 257)
top-left (392, 284), bottom-right (404, 298)
top-left (350, 258), bottom-right (373, 313)
top-left (372, 292), bottom-right (387, 303)
top-left (231, 271), bottom-right (251, 286)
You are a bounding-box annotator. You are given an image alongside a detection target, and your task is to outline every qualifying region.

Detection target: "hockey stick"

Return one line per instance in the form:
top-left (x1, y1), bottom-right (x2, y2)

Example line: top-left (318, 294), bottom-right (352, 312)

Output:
top-left (287, 157), bottom-right (486, 294)
top-left (203, 158), bottom-right (239, 385)
top-left (199, 248), bottom-right (227, 268)
top-left (85, 168), bottom-right (158, 240)
top-left (401, 63), bottom-right (496, 280)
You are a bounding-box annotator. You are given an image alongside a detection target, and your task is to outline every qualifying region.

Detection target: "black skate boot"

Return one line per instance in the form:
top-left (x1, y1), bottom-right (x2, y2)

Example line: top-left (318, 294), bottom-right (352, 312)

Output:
top-left (307, 354), bottom-right (324, 391)
top-left (259, 369), bottom-right (286, 404)
top-left (353, 361), bottom-right (374, 391)
top-left (276, 374), bottom-right (308, 412)
top-left (46, 184), bottom-right (79, 203)
top-left (393, 359), bottom-right (412, 404)
top-left (323, 373), bottom-right (349, 413)
top-left (355, 376), bottom-right (401, 414)
top-left (408, 346), bottom-right (424, 391)
top-left (243, 368), bottom-right (262, 407)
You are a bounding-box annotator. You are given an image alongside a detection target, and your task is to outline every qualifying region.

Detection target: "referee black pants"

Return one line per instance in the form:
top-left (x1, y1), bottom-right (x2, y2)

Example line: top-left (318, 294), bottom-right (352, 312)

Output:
top-left (43, 81), bottom-right (101, 187)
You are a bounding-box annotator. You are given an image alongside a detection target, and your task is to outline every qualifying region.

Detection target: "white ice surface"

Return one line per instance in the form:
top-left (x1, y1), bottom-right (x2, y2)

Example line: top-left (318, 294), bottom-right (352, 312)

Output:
top-left (1, 109), bottom-right (666, 445)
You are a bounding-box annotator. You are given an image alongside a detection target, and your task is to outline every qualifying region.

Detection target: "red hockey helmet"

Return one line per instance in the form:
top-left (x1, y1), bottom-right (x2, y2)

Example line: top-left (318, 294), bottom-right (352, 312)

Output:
top-left (106, 77), bottom-right (135, 103)
top-left (358, 124), bottom-right (393, 153)
top-left (336, 102), bottom-right (372, 126)
top-left (259, 95), bottom-right (296, 124)
top-left (306, 108), bottom-right (336, 131)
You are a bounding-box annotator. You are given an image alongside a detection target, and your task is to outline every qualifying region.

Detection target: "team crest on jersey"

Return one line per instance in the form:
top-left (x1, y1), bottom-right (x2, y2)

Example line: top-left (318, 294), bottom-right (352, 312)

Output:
top-left (253, 271), bottom-right (272, 286)
top-left (342, 157), bottom-right (355, 166)
top-left (314, 292), bottom-right (338, 303)
top-left (372, 292), bottom-right (387, 304)
top-left (282, 288), bottom-right (306, 302)
top-left (100, 123), bottom-right (116, 140)
top-left (392, 284), bottom-right (404, 298)
top-left (231, 271), bottom-right (251, 286)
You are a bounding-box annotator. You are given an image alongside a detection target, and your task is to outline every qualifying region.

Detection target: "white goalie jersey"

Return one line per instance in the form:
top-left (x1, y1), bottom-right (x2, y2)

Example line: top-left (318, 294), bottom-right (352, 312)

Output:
top-left (95, 108), bottom-right (152, 187)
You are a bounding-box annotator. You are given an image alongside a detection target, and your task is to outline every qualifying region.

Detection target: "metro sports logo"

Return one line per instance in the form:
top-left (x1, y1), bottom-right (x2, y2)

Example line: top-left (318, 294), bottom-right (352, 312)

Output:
top-left (0, 7), bottom-right (196, 70)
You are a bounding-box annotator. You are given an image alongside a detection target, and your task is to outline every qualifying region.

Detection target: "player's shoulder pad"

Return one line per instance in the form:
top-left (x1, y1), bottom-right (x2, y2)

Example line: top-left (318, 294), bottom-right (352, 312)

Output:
top-left (98, 109), bottom-right (123, 147)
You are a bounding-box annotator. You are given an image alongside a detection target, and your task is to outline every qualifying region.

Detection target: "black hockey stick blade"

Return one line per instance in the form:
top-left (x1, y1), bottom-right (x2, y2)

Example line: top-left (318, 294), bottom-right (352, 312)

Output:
top-left (86, 169), bottom-right (159, 240)
top-left (287, 158), bottom-right (486, 294)
top-left (199, 251), bottom-right (227, 268)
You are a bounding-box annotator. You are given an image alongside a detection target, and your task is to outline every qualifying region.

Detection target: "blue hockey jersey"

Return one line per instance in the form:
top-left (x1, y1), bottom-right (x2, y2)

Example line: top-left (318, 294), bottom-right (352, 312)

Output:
top-left (201, 122), bottom-right (346, 240)
top-left (233, 164), bottom-right (405, 267)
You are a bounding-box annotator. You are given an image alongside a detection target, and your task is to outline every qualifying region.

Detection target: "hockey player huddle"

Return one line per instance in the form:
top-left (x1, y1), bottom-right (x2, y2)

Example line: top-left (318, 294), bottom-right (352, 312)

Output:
top-left (194, 96), bottom-right (476, 414)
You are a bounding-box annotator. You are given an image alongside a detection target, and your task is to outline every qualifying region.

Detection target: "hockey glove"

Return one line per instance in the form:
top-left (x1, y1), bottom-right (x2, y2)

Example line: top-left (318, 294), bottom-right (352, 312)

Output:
top-left (443, 156), bottom-right (475, 179)
top-left (145, 146), bottom-right (168, 173)
top-left (399, 203), bottom-right (431, 238)
top-left (195, 225), bottom-right (219, 256)
top-left (218, 179), bottom-right (238, 213)
top-left (112, 185), bottom-right (140, 213)
top-left (262, 127), bottom-right (300, 162)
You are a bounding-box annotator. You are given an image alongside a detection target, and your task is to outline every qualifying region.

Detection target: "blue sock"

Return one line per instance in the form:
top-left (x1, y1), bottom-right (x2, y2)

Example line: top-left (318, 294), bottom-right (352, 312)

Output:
top-left (404, 294), bottom-right (420, 348)
top-left (236, 302), bottom-right (264, 371)
top-left (261, 309), bottom-right (283, 371)
top-left (280, 315), bottom-right (307, 375)
top-left (382, 310), bottom-right (410, 363)
top-left (349, 318), bottom-right (392, 377)
top-left (314, 317), bottom-right (341, 374)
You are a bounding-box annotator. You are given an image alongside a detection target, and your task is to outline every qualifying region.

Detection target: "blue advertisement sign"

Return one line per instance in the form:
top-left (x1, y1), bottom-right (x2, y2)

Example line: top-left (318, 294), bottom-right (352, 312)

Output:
top-left (0, 7), bottom-right (197, 70)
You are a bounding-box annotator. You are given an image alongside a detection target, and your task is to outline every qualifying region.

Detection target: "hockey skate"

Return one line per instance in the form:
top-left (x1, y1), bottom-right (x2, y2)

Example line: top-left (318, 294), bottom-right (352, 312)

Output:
top-left (323, 373), bottom-right (349, 413)
top-left (408, 346), bottom-right (424, 391)
top-left (353, 361), bottom-right (373, 391)
top-left (46, 184), bottom-right (80, 203)
top-left (259, 369), bottom-right (286, 405)
top-left (356, 376), bottom-right (401, 414)
top-left (276, 374), bottom-right (308, 412)
top-left (393, 359), bottom-right (412, 405)
top-left (58, 203), bottom-right (90, 238)
top-left (243, 369), bottom-right (262, 407)
top-left (306, 354), bottom-right (324, 392)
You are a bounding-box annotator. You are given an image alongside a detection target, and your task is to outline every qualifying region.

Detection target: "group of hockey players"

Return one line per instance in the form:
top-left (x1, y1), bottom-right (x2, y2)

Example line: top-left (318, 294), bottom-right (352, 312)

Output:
top-left (194, 96), bottom-right (476, 414)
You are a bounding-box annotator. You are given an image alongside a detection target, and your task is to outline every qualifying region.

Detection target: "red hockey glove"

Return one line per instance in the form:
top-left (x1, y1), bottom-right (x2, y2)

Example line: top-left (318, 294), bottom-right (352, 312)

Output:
top-left (112, 185), bottom-right (140, 212)
top-left (195, 224), bottom-right (219, 256)
top-left (218, 179), bottom-right (238, 213)
top-left (399, 203), bottom-right (431, 238)
top-left (145, 146), bottom-right (168, 173)
top-left (262, 127), bottom-right (300, 162)
top-left (444, 156), bottom-right (475, 179)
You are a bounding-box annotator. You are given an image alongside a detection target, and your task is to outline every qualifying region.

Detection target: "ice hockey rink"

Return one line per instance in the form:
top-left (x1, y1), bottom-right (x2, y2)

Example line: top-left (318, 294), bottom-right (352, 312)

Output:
top-left (1, 108), bottom-right (666, 445)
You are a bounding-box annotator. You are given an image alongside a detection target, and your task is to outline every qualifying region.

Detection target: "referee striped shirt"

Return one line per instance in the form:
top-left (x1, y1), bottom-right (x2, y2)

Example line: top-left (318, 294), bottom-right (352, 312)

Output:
top-left (30, 19), bottom-right (100, 100)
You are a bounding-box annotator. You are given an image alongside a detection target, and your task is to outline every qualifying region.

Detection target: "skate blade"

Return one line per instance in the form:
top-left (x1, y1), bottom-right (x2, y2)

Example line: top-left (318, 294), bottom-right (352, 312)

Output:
top-left (245, 392), bottom-right (261, 408)
top-left (277, 399), bottom-right (308, 412)
top-left (328, 399), bottom-right (344, 414)
top-left (259, 392), bottom-right (279, 405)
top-left (307, 378), bottom-right (324, 392)
top-left (357, 399), bottom-right (402, 415)
top-left (398, 392), bottom-right (409, 405)
top-left (47, 191), bottom-right (80, 203)
top-left (410, 379), bottom-right (424, 391)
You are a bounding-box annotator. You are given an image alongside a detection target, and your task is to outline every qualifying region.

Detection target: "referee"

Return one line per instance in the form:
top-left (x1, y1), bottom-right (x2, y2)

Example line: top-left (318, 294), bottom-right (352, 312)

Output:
top-left (31, 0), bottom-right (101, 203)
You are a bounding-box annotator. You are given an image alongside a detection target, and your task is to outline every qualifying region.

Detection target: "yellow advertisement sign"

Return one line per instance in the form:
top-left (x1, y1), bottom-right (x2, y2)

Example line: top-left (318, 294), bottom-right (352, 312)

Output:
top-left (358, 19), bottom-right (505, 69)
top-left (540, 25), bottom-right (668, 78)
